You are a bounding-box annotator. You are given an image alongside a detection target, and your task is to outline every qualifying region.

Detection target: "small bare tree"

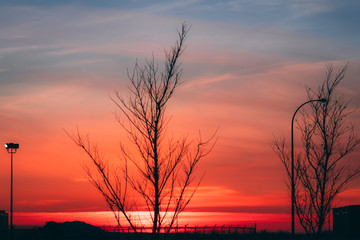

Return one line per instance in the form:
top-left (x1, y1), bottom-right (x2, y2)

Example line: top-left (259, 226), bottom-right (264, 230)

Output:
top-left (273, 64), bottom-right (360, 239)
top-left (67, 23), bottom-right (216, 239)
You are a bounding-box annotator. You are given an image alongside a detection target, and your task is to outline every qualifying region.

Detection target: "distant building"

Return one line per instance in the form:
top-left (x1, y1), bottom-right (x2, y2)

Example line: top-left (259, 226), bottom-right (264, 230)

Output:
top-left (0, 210), bottom-right (9, 239)
top-left (333, 205), bottom-right (360, 237)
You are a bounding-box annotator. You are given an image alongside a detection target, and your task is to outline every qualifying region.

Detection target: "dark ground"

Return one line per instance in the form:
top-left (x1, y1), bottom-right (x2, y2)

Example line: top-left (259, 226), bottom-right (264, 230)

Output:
top-left (3, 221), bottom-right (360, 240)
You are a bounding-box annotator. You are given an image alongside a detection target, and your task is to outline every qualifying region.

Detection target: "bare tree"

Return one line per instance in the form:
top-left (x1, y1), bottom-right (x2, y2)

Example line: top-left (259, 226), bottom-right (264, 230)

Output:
top-left (273, 64), bottom-right (360, 239)
top-left (67, 23), bottom-right (216, 239)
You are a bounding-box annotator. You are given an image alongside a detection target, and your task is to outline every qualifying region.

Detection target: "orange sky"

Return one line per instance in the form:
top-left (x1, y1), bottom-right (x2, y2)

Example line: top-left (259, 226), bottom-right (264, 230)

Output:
top-left (1, 0), bottom-right (360, 232)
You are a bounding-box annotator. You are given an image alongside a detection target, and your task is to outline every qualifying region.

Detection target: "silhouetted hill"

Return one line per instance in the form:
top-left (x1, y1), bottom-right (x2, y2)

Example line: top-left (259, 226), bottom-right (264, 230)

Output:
top-left (15, 221), bottom-right (111, 240)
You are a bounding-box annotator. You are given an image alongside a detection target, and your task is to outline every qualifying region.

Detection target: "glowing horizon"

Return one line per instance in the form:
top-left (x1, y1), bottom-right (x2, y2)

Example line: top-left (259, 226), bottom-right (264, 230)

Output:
top-left (12, 211), bottom-right (290, 232)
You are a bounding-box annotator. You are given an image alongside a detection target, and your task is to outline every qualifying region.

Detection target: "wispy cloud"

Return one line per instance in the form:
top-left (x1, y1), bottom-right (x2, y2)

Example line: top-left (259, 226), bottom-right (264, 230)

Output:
top-left (184, 73), bottom-right (236, 87)
top-left (142, 0), bottom-right (201, 13)
top-left (72, 178), bottom-right (88, 183)
top-left (225, 0), bottom-right (333, 17)
top-left (288, 0), bottom-right (334, 19)
top-left (34, 199), bottom-right (69, 206)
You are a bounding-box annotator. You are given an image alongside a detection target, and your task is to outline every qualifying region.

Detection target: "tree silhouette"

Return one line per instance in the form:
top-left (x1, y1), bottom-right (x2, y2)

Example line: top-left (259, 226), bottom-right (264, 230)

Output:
top-left (67, 23), bottom-right (216, 239)
top-left (273, 64), bottom-right (360, 239)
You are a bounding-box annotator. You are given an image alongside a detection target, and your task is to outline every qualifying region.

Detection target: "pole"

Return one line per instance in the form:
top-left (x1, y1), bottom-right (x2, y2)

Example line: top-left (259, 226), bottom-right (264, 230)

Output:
top-left (291, 112), bottom-right (295, 238)
top-left (291, 99), bottom-right (326, 239)
top-left (10, 150), bottom-right (14, 240)
top-left (4, 143), bottom-right (19, 240)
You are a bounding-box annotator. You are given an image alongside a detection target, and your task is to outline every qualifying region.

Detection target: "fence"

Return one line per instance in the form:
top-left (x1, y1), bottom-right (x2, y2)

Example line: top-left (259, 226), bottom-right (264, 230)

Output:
top-left (100, 224), bottom-right (256, 235)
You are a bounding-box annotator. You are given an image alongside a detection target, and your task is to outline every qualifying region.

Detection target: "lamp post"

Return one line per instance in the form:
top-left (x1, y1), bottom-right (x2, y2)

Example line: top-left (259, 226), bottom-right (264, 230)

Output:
top-left (290, 99), bottom-right (326, 238)
top-left (5, 143), bottom-right (19, 240)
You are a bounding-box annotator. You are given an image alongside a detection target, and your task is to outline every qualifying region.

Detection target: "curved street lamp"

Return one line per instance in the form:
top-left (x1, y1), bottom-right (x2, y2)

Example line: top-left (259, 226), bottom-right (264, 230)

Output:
top-left (290, 99), bottom-right (326, 238)
top-left (5, 143), bottom-right (19, 240)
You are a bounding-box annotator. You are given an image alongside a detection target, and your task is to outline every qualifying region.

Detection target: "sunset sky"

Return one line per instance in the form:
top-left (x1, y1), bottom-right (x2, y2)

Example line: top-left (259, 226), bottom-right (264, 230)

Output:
top-left (1, 0), bottom-right (360, 231)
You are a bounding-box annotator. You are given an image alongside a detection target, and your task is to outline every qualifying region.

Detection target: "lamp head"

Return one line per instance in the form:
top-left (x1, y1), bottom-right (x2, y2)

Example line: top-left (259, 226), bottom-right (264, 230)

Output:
top-left (318, 98), bottom-right (327, 103)
top-left (4, 143), bottom-right (19, 153)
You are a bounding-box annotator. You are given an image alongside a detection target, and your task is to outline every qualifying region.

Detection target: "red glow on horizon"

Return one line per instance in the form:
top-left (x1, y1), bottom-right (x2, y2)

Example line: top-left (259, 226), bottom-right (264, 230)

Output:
top-left (12, 211), bottom-right (293, 232)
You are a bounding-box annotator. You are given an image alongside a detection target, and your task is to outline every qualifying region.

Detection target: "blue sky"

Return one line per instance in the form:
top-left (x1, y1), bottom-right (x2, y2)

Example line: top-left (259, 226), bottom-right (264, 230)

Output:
top-left (1, 0), bottom-right (359, 89)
